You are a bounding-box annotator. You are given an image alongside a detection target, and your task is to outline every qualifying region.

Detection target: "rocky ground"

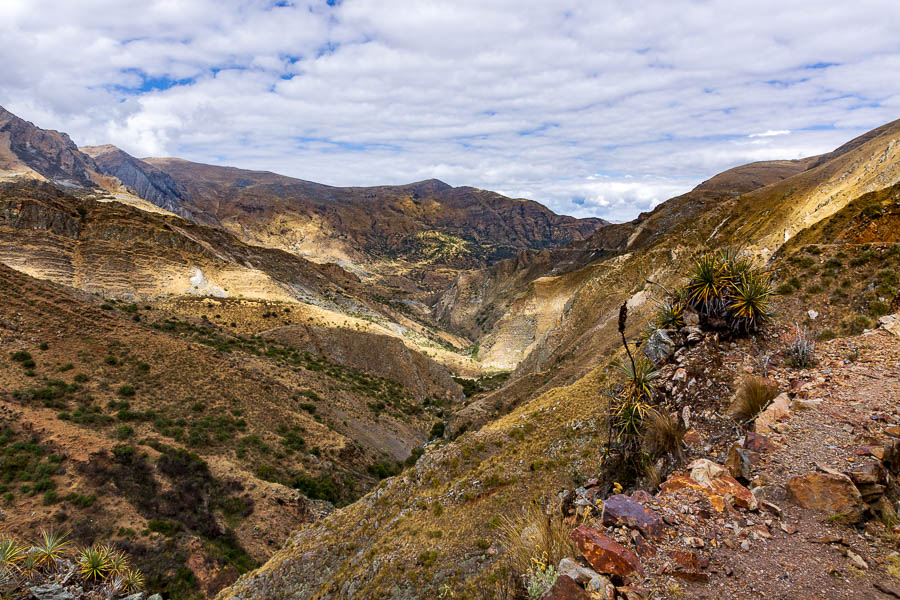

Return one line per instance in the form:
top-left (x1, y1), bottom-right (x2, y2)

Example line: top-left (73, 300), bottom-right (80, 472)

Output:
top-left (545, 318), bottom-right (900, 599)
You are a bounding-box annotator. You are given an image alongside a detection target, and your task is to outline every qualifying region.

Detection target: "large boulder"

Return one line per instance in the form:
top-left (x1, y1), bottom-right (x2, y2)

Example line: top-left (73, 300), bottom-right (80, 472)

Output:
top-left (786, 472), bottom-right (864, 522)
top-left (571, 526), bottom-right (643, 578)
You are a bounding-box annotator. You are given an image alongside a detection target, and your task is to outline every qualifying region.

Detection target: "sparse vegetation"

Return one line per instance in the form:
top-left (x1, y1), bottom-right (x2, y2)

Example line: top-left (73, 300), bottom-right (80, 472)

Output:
top-left (730, 376), bottom-right (779, 421)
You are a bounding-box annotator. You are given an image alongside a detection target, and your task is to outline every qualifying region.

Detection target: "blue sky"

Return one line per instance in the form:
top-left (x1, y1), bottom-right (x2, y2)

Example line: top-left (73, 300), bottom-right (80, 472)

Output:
top-left (2, 0), bottom-right (899, 221)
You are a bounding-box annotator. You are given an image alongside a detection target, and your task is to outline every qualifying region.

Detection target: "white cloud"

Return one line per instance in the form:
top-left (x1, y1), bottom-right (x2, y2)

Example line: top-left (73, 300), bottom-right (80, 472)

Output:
top-left (749, 130), bottom-right (791, 138)
top-left (1, 0), bottom-right (899, 220)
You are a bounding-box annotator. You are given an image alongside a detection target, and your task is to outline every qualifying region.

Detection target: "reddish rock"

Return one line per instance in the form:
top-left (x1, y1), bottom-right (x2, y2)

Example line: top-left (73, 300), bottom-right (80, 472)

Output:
top-left (743, 431), bottom-right (771, 453)
top-left (663, 550), bottom-right (709, 582)
top-left (683, 428), bottom-right (703, 448)
top-left (786, 472), bottom-right (864, 522)
top-left (541, 574), bottom-right (590, 600)
top-left (571, 526), bottom-right (643, 578)
top-left (601, 494), bottom-right (665, 540)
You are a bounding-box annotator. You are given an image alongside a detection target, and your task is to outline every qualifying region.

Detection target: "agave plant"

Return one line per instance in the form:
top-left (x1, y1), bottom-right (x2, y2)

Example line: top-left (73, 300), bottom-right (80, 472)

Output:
top-left (616, 356), bottom-right (658, 404)
top-left (34, 529), bottom-right (71, 570)
top-left (727, 270), bottom-right (773, 332)
top-left (686, 252), bottom-right (730, 310)
top-left (106, 549), bottom-right (130, 577)
top-left (653, 297), bottom-right (685, 330)
top-left (122, 568), bottom-right (145, 592)
top-left (77, 545), bottom-right (112, 581)
top-left (0, 538), bottom-right (24, 573)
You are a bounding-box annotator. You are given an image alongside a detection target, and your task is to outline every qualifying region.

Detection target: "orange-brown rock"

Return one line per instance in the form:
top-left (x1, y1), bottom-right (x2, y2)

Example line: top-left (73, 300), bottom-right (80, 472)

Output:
top-left (786, 472), bottom-right (864, 522)
top-left (659, 460), bottom-right (758, 511)
top-left (754, 392), bottom-right (790, 434)
top-left (571, 525), bottom-right (643, 578)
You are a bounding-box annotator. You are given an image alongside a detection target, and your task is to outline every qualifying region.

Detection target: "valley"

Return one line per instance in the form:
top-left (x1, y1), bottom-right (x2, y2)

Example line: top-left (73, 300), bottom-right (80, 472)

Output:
top-left (1, 105), bottom-right (900, 600)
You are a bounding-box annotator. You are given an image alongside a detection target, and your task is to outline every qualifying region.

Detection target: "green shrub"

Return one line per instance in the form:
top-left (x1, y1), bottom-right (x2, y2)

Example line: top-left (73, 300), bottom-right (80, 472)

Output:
top-left (147, 519), bottom-right (181, 537)
top-left (11, 351), bottom-right (32, 362)
top-left (117, 385), bottom-right (135, 397)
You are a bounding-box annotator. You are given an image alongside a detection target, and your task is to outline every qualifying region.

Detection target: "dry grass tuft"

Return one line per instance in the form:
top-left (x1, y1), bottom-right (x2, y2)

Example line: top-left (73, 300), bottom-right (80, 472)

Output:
top-left (642, 409), bottom-right (685, 459)
top-left (729, 376), bottom-right (779, 421)
top-left (498, 501), bottom-right (577, 579)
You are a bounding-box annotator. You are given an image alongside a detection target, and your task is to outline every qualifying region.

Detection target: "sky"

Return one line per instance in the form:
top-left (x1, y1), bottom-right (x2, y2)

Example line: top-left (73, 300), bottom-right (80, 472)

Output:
top-left (2, 1), bottom-right (899, 221)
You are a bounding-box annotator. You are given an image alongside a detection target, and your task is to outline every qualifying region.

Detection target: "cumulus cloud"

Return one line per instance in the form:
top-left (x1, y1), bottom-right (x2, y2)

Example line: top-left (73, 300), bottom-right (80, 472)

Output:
top-left (1, 0), bottom-right (899, 220)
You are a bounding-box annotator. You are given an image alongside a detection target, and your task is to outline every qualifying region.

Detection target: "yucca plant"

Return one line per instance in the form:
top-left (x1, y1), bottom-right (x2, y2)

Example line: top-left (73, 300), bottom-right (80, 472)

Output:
top-left (77, 545), bottom-right (112, 581)
top-left (33, 529), bottom-right (70, 570)
top-left (616, 355), bottom-right (658, 404)
top-left (686, 252), bottom-right (730, 311)
top-left (121, 568), bottom-right (145, 592)
top-left (0, 538), bottom-right (24, 573)
top-left (727, 270), bottom-right (773, 333)
top-left (106, 549), bottom-right (130, 577)
top-left (653, 297), bottom-right (685, 330)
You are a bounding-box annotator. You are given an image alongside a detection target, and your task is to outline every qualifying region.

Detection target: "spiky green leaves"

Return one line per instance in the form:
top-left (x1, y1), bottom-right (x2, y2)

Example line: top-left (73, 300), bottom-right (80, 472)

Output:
top-left (77, 545), bottom-right (112, 581)
top-left (610, 356), bottom-right (658, 441)
top-left (34, 529), bottom-right (70, 569)
top-left (0, 538), bottom-right (24, 572)
top-left (686, 249), bottom-right (773, 334)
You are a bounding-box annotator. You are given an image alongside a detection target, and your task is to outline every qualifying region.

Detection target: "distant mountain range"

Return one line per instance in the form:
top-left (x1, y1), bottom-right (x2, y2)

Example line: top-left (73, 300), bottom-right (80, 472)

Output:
top-left (1, 105), bottom-right (605, 291)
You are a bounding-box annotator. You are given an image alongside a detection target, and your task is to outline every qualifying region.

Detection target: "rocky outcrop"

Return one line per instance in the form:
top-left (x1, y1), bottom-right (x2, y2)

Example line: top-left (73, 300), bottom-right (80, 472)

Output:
top-left (0, 105), bottom-right (99, 187)
top-left (82, 144), bottom-right (195, 220)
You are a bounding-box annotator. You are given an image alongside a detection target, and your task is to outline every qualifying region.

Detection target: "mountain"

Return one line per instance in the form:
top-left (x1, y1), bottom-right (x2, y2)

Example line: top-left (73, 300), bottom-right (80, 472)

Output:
top-left (218, 120), bottom-right (900, 600)
top-left (2, 104), bottom-right (900, 600)
top-left (0, 104), bottom-right (605, 294)
top-left (0, 106), bottom-right (101, 187)
top-left (96, 151), bottom-right (605, 290)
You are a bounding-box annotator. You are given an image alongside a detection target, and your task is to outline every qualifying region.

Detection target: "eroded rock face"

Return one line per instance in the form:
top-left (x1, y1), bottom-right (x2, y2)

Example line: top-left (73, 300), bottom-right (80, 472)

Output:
top-left (571, 525), bottom-right (643, 578)
top-left (600, 494), bottom-right (665, 540)
top-left (786, 472), bottom-right (864, 522)
top-left (0, 106), bottom-right (99, 187)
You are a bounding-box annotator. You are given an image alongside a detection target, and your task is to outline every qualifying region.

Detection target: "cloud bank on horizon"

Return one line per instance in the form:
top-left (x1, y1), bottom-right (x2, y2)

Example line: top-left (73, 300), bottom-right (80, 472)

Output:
top-left (2, 0), bottom-right (899, 221)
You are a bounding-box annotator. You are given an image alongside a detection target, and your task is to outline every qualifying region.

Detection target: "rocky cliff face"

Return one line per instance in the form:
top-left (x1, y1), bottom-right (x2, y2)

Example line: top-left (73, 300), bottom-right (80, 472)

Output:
top-left (81, 144), bottom-right (197, 220)
top-left (0, 106), bottom-right (100, 187)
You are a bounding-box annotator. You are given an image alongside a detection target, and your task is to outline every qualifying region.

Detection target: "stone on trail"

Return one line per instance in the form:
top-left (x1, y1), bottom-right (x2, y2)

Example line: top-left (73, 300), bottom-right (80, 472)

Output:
top-left (571, 525), bottom-right (643, 578)
top-left (786, 472), bottom-right (864, 522)
top-left (600, 494), bottom-right (665, 540)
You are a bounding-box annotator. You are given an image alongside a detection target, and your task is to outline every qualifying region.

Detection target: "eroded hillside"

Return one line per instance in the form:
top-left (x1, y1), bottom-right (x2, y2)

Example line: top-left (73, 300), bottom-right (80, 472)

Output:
top-left (216, 119), bottom-right (900, 600)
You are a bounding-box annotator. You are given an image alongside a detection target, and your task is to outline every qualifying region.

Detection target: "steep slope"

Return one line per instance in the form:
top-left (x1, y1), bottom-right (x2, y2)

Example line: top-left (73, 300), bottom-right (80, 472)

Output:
top-left (217, 119), bottom-right (900, 599)
top-left (0, 262), bottom-right (462, 598)
top-left (0, 179), bottom-right (477, 375)
top-left (434, 156), bottom-right (819, 367)
top-left (0, 106), bottom-right (100, 187)
top-left (82, 144), bottom-right (199, 220)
